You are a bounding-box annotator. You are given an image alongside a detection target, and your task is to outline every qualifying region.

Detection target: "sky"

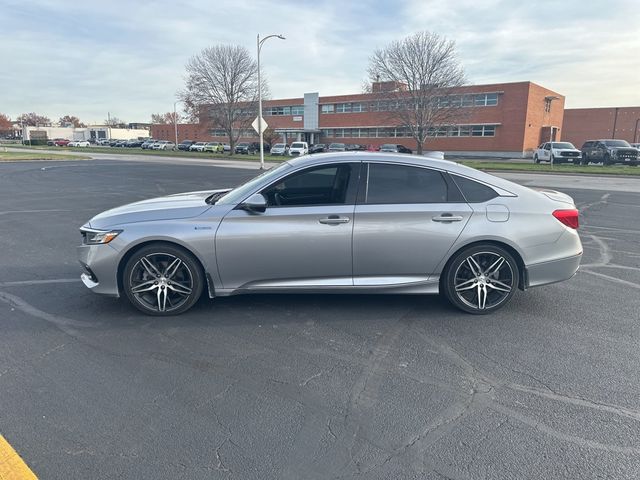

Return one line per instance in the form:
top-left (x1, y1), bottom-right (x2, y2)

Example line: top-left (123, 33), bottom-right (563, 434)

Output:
top-left (1, 0), bottom-right (639, 124)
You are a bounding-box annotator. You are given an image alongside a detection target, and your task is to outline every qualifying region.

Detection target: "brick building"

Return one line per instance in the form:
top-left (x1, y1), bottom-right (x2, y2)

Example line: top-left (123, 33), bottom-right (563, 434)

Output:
top-left (151, 81), bottom-right (566, 157)
top-left (562, 107), bottom-right (640, 148)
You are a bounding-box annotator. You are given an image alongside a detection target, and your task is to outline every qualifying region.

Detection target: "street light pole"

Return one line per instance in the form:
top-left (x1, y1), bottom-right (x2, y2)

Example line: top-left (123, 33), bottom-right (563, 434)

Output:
top-left (173, 100), bottom-right (179, 147)
top-left (257, 33), bottom-right (285, 170)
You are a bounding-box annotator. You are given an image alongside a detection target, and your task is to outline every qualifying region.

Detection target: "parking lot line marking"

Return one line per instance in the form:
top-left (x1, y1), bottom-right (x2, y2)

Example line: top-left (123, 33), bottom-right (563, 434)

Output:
top-left (0, 434), bottom-right (38, 480)
top-left (0, 279), bottom-right (79, 288)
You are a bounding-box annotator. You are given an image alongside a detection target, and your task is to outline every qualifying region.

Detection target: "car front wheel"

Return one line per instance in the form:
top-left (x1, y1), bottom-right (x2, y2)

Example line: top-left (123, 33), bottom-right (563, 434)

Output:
top-left (123, 244), bottom-right (204, 316)
top-left (442, 244), bottom-right (519, 315)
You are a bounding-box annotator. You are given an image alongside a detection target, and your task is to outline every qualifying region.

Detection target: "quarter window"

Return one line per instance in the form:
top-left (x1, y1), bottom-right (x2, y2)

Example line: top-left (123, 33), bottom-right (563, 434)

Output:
top-left (365, 164), bottom-right (449, 204)
top-left (451, 175), bottom-right (498, 203)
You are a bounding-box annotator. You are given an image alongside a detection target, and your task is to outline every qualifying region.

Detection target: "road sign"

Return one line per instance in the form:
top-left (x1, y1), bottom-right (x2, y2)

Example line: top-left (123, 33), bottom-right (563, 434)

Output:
top-left (252, 116), bottom-right (268, 134)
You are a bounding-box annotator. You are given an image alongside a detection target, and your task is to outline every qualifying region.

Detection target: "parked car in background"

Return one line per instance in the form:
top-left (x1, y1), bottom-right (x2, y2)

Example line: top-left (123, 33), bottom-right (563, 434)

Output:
top-left (203, 142), bottom-right (224, 153)
top-left (222, 143), bottom-right (231, 152)
top-left (126, 139), bottom-right (144, 148)
top-left (581, 139), bottom-right (639, 165)
top-left (534, 142), bottom-right (581, 164)
top-left (630, 143), bottom-right (640, 152)
top-left (345, 144), bottom-right (366, 151)
top-left (76, 140), bottom-right (91, 147)
top-left (113, 140), bottom-right (128, 148)
top-left (234, 142), bottom-right (252, 154)
top-left (328, 143), bottom-right (346, 152)
top-left (52, 138), bottom-right (70, 147)
top-left (235, 142), bottom-right (268, 154)
top-left (97, 139), bottom-right (112, 146)
top-left (189, 142), bottom-right (206, 152)
top-left (309, 144), bottom-right (326, 154)
top-left (68, 140), bottom-right (81, 147)
top-left (78, 152), bottom-right (582, 316)
top-left (289, 141), bottom-right (309, 156)
top-left (379, 144), bottom-right (413, 154)
top-left (271, 143), bottom-right (289, 156)
top-left (152, 141), bottom-right (176, 151)
top-left (178, 140), bottom-right (194, 151)
top-left (141, 139), bottom-right (156, 149)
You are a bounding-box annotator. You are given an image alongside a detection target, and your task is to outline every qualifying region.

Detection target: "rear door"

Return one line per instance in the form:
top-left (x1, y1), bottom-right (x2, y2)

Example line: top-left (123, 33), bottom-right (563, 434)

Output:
top-left (352, 162), bottom-right (472, 285)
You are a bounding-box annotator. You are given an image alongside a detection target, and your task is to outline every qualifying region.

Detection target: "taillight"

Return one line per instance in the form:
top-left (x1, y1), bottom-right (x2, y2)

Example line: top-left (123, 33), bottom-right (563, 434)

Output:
top-left (553, 209), bottom-right (579, 229)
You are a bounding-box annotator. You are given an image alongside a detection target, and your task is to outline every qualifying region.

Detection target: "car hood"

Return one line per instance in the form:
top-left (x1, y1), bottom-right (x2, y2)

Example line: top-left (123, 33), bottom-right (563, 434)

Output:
top-left (87, 189), bottom-right (232, 229)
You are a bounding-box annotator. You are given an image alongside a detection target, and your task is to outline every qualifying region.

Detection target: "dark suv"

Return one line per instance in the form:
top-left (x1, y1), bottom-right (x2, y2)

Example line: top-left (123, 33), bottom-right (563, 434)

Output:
top-left (234, 142), bottom-right (269, 154)
top-left (581, 140), bottom-right (638, 166)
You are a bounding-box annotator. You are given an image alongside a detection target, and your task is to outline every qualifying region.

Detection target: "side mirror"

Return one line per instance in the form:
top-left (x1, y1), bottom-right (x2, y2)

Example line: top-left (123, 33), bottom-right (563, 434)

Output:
top-left (240, 193), bottom-right (267, 213)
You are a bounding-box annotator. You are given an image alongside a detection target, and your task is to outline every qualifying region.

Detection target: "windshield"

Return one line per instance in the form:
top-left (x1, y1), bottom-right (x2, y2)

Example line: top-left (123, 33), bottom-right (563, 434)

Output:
top-left (291, 143), bottom-right (305, 148)
top-left (329, 143), bottom-right (345, 148)
top-left (216, 162), bottom-right (293, 205)
top-left (237, 143), bottom-right (249, 147)
top-left (380, 144), bottom-right (396, 149)
top-left (552, 142), bottom-right (575, 149)
top-left (273, 144), bottom-right (285, 148)
top-left (603, 140), bottom-right (631, 147)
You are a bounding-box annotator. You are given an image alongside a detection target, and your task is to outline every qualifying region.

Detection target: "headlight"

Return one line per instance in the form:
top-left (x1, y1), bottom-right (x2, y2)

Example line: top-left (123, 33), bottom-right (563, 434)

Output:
top-left (80, 228), bottom-right (122, 245)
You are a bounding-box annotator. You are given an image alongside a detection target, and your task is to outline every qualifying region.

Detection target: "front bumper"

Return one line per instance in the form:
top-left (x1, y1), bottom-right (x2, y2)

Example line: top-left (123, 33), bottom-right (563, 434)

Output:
top-left (526, 253), bottom-right (582, 288)
top-left (77, 243), bottom-right (121, 297)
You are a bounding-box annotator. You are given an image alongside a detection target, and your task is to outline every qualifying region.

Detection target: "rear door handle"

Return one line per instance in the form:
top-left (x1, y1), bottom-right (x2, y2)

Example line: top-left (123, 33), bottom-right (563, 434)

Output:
top-left (432, 214), bottom-right (464, 223)
top-left (319, 215), bottom-right (350, 225)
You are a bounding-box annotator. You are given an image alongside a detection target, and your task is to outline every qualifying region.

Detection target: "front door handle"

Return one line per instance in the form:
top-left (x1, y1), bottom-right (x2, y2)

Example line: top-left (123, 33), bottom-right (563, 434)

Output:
top-left (319, 215), bottom-right (350, 225)
top-left (432, 214), bottom-right (464, 223)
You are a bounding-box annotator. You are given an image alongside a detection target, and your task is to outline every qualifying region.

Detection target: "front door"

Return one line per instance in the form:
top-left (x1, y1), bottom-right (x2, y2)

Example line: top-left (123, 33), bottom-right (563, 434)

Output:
top-left (352, 162), bottom-right (472, 285)
top-left (215, 162), bottom-right (360, 290)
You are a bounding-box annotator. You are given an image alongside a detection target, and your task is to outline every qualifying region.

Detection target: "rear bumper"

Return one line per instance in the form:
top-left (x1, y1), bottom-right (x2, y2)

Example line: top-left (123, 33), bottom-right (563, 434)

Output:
top-left (526, 253), bottom-right (582, 288)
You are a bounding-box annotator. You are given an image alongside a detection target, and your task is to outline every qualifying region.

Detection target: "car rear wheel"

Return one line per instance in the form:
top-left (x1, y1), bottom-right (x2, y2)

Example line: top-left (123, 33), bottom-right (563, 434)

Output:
top-left (123, 244), bottom-right (204, 316)
top-left (442, 244), bottom-right (519, 315)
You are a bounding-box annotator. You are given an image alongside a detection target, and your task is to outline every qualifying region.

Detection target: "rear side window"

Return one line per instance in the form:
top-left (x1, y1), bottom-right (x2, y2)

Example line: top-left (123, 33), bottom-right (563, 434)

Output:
top-left (365, 163), bottom-right (448, 204)
top-left (451, 175), bottom-right (499, 203)
top-left (582, 142), bottom-right (593, 148)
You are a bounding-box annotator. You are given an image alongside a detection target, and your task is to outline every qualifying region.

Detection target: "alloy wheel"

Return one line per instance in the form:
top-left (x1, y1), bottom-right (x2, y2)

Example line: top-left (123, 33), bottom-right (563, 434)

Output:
top-left (452, 251), bottom-right (516, 312)
top-left (128, 252), bottom-right (195, 313)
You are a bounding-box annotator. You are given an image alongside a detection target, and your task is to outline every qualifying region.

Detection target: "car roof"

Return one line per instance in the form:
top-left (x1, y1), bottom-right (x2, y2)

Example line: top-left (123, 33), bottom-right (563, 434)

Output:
top-left (287, 152), bottom-right (520, 194)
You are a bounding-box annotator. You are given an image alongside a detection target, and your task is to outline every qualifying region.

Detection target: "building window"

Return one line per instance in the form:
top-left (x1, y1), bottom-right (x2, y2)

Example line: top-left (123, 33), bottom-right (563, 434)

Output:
top-left (485, 93), bottom-right (498, 106)
top-left (336, 103), bottom-right (352, 113)
top-left (321, 104), bottom-right (334, 114)
top-left (264, 105), bottom-right (303, 116)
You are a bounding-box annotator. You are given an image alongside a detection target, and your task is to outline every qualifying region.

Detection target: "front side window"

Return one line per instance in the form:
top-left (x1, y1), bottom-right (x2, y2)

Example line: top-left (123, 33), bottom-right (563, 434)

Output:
top-left (365, 164), bottom-right (449, 204)
top-left (262, 164), bottom-right (354, 207)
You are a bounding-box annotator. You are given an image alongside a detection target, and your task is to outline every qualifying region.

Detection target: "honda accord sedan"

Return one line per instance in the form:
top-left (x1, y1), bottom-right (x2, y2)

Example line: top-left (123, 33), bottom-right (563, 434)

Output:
top-left (78, 153), bottom-right (582, 316)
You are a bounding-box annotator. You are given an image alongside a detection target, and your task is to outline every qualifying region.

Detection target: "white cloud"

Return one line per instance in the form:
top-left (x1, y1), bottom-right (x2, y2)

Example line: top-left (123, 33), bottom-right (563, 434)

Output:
top-left (1, 0), bottom-right (638, 123)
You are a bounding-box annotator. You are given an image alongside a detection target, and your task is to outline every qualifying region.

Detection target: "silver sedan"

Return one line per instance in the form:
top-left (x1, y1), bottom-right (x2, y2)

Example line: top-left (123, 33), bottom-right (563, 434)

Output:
top-left (78, 153), bottom-right (582, 315)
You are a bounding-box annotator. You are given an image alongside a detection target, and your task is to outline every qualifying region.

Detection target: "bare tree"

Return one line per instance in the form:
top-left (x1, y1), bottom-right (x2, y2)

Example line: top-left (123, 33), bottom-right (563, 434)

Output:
top-left (59, 115), bottom-right (85, 127)
top-left (0, 113), bottom-right (12, 134)
top-left (16, 112), bottom-right (51, 127)
top-left (367, 31), bottom-right (467, 154)
top-left (150, 112), bottom-right (182, 124)
top-left (178, 44), bottom-right (264, 155)
top-left (104, 117), bottom-right (126, 127)
top-left (262, 127), bottom-right (281, 147)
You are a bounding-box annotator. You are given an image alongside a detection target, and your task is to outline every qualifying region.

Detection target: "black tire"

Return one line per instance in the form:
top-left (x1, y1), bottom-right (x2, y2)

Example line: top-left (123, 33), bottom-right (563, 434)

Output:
top-left (603, 154), bottom-right (611, 166)
top-left (534, 154), bottom-right (540, 164)
top-left (123, 243), bottom-right (204, 316)
top-left (442, 244), bottom-right (519, 315)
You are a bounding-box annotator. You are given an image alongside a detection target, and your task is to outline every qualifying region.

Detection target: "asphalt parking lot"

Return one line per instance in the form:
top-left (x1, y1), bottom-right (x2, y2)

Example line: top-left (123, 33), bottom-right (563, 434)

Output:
top-left (1, 158), bottom-right (639, 479)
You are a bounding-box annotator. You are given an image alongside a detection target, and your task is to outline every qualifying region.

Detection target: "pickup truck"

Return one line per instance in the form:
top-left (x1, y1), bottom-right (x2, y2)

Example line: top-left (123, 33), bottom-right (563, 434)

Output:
top-left (581, 139), bottom-right (639, 166)
top-left (533, 142), bottom-right (581, 164)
